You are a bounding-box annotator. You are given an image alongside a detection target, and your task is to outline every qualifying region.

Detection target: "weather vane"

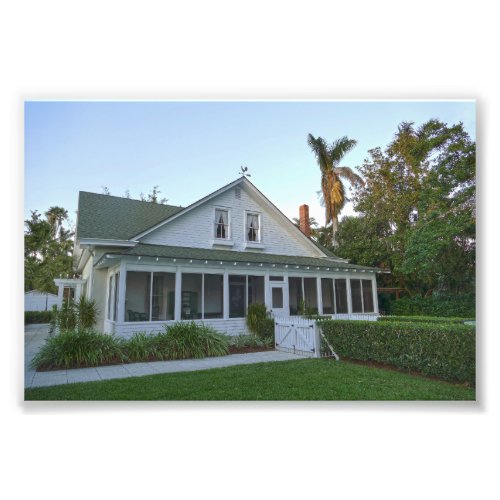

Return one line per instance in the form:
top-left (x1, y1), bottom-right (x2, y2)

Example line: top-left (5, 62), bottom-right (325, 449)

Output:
top-left (238, 165), bottom-right (251, 177)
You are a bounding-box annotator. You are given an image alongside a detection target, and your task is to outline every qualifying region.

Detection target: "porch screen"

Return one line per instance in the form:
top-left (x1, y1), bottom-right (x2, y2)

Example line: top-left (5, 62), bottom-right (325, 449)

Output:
top-left (113, 272), bottom-right (120, 321)
top-left (334, 279), bottom-right (348, 313)
top-left (248, 275), bottom-right (265, 306)
top-left (303, 278), bottom-right (318, 313)
top-left (181, 274), bottom-right (202, 319)
top-left (204, 274), bottom-right (223, 319)
top-left (152, 272), bottom-right (176, 321)
top-left (321, 278), bottom-right (334, 314)
top-left (362, 279), bottom-right (375, 313)
top-left (288, 277), bottom-right (303, 315)
top-left (229, 275), bottom-right (246, 318)
top-left (125, 272), bottom-right (151, 322)
top-left (350, 279), bottom-right (363, 313)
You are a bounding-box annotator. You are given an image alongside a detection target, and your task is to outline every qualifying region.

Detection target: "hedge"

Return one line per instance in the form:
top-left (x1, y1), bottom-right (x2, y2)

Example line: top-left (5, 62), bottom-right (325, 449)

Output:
top-left (378, 316), bottom-right (475, 325)
top-left (25, 311), bottom-right (54, 324)
top-left (319, 320), bottom-right (475, 385)
top-left (390, 293), bottom-right (475, 317)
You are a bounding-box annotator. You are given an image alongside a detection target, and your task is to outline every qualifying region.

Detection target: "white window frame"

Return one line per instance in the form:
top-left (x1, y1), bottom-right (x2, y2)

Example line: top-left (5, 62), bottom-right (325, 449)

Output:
top-left (245, 211), bottom-right (262, 243)
top-left (214, 207), bottom-right (231, 240)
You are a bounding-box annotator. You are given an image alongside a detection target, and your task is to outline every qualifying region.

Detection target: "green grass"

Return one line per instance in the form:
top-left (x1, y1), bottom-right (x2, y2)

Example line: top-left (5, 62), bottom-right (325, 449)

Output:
top-left (24, 359), bottom-right (475, 401)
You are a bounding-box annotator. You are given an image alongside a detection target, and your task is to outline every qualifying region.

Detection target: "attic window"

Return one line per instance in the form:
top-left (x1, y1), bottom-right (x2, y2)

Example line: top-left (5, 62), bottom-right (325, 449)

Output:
top-left (246, 212), bottom-right (260, 242)
top-left (214, 208), bottom-right (229, 239)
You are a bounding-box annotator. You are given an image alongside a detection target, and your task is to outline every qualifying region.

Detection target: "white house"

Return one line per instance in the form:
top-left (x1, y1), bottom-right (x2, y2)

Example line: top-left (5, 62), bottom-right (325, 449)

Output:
top-left (65, 177), bottom-right (387, 337)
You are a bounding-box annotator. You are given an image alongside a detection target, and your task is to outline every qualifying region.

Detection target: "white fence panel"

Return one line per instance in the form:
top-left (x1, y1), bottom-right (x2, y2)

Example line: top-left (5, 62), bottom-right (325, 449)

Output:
top-left (24, 291), bottom-right (58, 311)
top-left (274, 316), bottom-right (319, 357)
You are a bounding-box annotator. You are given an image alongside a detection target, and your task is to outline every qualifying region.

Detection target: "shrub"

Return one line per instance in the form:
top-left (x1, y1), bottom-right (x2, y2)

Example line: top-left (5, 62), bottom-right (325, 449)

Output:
top-left (122, 332), bottom-right (161, 362)
top-left (24, 311), bottom-right (54, 324)
top-left (378, 316), bottom-right (475, 325)
top-left (246, 303), bottom-right (274, 340)
top-left (156, 322), bottom-right (229, 360)
top-left (32, 329), bottom-right (125, 370)
top-left (53, 297), bottom-right (99, 332)
top-left (228, 334), bottom-right (273, 349)
top-left (390, 293), bottom-right (475, 317)
top-left (319, 320), bottom-right (475, 385)
top-left (76, 296), bottom-right (99, 329)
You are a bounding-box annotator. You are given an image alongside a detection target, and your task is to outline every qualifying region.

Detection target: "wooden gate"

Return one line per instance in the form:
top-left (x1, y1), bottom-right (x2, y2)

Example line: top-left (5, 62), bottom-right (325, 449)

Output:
top-left (274, 317), bottom-right (320, 357)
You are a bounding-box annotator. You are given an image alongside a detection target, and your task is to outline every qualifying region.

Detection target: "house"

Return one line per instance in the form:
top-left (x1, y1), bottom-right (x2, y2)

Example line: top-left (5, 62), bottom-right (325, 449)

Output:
top-left (61, 177), bottom-right (386, 337)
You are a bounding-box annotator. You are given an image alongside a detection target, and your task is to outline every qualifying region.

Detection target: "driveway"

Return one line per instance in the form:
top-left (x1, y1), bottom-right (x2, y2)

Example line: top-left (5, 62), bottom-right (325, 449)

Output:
top-left (25, 325), bottom-right (304, 389)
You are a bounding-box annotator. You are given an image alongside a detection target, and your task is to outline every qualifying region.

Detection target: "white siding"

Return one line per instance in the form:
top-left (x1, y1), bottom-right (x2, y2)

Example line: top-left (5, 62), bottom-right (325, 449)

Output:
top-left (109, 318), bottom-right (249, 338)
top-left (141, 184), bottom-right (323, 257)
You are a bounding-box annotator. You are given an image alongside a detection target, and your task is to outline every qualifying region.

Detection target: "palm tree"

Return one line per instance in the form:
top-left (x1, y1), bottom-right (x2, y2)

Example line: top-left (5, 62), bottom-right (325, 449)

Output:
top-left (307, 134), bottom-right (364, 246)
top-left (45, 206), bottom-right (69, 240)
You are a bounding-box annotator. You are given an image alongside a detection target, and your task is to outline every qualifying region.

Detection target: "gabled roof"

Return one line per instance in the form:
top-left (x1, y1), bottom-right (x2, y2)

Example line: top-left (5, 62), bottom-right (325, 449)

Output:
top-left (96, 243), bottom-right (388, 272)
top-left (76, 192), bottom-right (183, 240)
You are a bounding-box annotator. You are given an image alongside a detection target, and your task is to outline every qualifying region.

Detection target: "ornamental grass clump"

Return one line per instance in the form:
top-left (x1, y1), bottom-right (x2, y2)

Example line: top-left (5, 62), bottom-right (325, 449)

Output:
top-left (122, 332), bottom-right (162, 362)
top-left (31, 329), bottom-right (125, 370)
top-left (157, 322), bottom-right (229, 360)
top-left (246, 303), bottom-right (274, 341)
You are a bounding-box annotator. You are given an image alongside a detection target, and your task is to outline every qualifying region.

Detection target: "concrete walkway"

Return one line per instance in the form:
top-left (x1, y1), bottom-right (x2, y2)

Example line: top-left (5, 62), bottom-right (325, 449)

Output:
top-left (24, 324), bottom-right (304, 389)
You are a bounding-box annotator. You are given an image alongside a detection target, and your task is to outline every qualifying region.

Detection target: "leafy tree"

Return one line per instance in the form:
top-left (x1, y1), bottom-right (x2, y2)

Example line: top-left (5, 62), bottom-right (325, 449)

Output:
top-left (307, 134), bottom-right (364, 246)
top-left (139, 185), bottom-right (168, 204)
top-left (348, 119), bottom-right (475, 296)
top-left (24, 209), bottom-right (74, 293)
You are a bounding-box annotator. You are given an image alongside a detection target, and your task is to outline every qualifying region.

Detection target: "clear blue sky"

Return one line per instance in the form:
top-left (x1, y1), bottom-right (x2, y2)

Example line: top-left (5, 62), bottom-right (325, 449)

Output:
top-left (24, 100), bottom-right (476, 228)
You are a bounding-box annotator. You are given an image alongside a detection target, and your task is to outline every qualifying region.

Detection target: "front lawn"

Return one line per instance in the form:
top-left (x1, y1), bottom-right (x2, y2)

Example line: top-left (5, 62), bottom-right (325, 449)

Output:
top-left (24, 359), bottom-right (475, 401)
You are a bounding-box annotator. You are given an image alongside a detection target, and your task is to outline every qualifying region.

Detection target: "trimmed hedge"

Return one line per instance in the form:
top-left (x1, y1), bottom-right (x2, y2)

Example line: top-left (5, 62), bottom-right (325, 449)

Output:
top-left (378, 315), bottom-right (475, 325)
top-left (319, 320), bottom-right (475, 385)
top-left (25, 311), bottom-right (54, 324)
top-left (390, 293), bottom-right (475, 317)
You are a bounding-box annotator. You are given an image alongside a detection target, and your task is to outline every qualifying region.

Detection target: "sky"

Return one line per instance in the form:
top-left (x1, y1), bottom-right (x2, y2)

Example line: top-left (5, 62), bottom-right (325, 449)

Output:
top-left (24, 100), bottom-right (476, 229)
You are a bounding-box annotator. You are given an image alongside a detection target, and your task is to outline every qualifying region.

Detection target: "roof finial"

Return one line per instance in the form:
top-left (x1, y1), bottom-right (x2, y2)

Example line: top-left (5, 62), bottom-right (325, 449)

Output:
top-left (238, 165), bottom-right (251, 177)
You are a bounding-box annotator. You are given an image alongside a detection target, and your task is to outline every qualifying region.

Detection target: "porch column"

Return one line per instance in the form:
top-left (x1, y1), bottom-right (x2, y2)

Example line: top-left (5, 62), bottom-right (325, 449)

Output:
top-left (264, 270), bottom-right (270, 310)
top-left (372, 276), bottom-right (379, 314)
top-left (346, 276), bottom-right (353, 315)
top-left (316, 276), bottom-right (323, 315)
top-left (117, 261), bottom-right (127, 323)
top-left (175, 268), bottom-right (182, 321)
top-left (223, 270), bottom-right (229, 320)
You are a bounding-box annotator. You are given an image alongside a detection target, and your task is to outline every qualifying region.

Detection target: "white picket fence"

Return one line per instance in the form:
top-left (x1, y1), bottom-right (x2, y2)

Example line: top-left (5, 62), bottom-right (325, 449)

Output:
top-left (274, 316), bottom-right (320, 357)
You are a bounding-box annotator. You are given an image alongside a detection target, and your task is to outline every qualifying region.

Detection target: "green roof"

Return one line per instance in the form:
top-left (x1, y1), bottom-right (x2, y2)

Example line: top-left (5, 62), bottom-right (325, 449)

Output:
top-left (98, 243), bottom-right (385, 272)
top-left (76, 192), bottom-right (183, 240)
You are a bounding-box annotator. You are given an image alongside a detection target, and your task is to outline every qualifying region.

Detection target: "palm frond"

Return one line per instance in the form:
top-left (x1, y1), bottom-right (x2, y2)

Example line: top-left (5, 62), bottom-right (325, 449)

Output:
top-left (333, 166), bottom-right (365, 187)
top-left (329, 137), bottom-right (357, 164)
top-left (308, 134), bottom-right (331, 172)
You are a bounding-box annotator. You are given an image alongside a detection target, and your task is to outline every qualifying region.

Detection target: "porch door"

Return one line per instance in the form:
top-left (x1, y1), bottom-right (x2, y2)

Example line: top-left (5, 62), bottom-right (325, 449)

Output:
top-left (269, 283), bottom-right (287, 316)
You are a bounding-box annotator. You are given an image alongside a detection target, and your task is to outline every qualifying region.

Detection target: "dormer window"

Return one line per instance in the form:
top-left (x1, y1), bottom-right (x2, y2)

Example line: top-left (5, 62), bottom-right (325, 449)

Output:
top-left (214, 208), bottom-right (229, 239)
top-left (246, 212), bottom-right (260, 242)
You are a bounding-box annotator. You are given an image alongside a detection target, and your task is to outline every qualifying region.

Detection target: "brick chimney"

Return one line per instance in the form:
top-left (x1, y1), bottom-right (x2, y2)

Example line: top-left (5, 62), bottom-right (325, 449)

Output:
top-left (299, 204), bottom-right (311, 237)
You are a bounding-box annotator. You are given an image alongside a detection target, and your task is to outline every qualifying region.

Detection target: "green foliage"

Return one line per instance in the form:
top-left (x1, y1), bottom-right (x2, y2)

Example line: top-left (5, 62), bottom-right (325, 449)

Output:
top-left (319, 319), bottom-right (475, 384)
top-left (24, 310), bottom-right (54, 324)
top-left (75, 296), bottom-right (99, 329)
top-left (334, 119), bottom-right (475, 296)
top-left (378, 315), bottom-right (475, 324)
top-left (246, 303), bottom-right (274, 340)
top-left (157, 322), bottom-right (229, 360)
top-left (56, 301), bottom-right (78, 331)
top-left (390, 293), bottom-right (475, 317)
top-left (228, 335), bottom-right (273, 349)
top-left (32, 330), bottom-right (125, 370)
top-left (122, 332), bottom-right (160, 362)
top-left (24, 208), bottom-right (74, 293)
top-left (53, 297), bottom-right (99, 332)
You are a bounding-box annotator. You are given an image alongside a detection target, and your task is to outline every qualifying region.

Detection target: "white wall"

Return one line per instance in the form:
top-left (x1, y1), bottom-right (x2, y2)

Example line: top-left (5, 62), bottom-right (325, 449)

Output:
top-left (141, 183), bottom-right (324, 257)
top-left (24, 291), bottom-right (58, 311)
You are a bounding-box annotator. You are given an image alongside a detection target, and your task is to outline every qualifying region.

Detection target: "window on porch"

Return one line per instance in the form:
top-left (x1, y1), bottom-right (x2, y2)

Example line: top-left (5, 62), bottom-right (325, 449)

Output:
top-left (288, 277), bottom-right (303, 315)
top-left (125, 271), bottom-right (176, 322)
top-left (288, 277), bottom-right (318, 315)
top-left (335, 279), bottom-right (348, 313)
top-left (229, 274), bottom-right (265, 318)
top-left (181, 273), bottom-right (223, 320)
top-left (350, 279), bottom-right (375, 313)
top-left (321, 278), bottom-right (334, 314)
